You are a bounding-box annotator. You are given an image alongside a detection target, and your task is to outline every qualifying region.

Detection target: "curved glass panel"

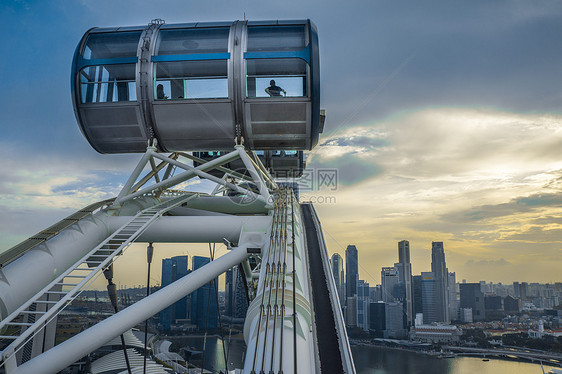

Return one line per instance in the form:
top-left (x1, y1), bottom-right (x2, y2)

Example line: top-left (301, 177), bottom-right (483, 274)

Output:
top-left (80, 64), bottom-right (136, 103)
top-left (246, 59), bottom-right (308, 98)
top-left (246, 26), bottom-right (306, 52)
top-left (82, 32), bottom-right (142, 59)
top-left (156, 28), bottom-right (230, 55)
top-left (154, 60), bottom-right (228, 99)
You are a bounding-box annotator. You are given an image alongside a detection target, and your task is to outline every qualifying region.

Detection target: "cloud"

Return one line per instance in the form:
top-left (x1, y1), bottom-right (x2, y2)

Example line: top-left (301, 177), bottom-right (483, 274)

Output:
top-left (466, 258), bottom-right (510, 267)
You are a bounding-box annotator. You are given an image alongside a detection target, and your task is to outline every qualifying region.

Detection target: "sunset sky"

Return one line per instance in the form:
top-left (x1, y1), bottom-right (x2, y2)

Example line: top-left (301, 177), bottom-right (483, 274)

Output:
top-left (1, 0), bottom-right (561, 288)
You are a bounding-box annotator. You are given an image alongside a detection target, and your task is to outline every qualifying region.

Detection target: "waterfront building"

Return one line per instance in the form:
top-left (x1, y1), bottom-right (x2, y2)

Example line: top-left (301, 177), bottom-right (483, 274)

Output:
top-left (369, 302), bottom-right (386, 335)
top-left (396, 240), bottom-right (413, 327)
top-left (191, 256), bottom-right (218, 330)
top-left (368, 301), bottom-right (406, 338)
top-left (460, 283), bottom-right (485, 321)
top-left (160, 255), bottom-right (189, 332)
top-left (409, 324), bottom-right (461, 343)
top-left (385, 302), bottom-right (407, 339)
top-left (421, 272), bottom-right (438, 324)
top-left (346, 295), bottom-right (357, 327)
top-left (431, 242), bottom-right (450, 323)
top-left (357, 280), bottom-right (370, 331)
top-left (331, 253), bottom-right (345, 309)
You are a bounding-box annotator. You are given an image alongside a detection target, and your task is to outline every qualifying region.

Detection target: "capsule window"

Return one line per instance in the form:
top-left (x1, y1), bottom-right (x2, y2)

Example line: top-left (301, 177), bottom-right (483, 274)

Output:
top-left (82, 32), bottom-right (142, 59)
top-left (246, 59), bottom-right (308, 98)
top-left (156, 28), bottom-right (230, 55)
top-left (154, 60), bottom-right (228, 99)
top-left (79, 64), bottom-right (136, 103)
top-left (272, 150), bottom-right (298, 157)
top-left (246, 26), bottom-right (306, 52)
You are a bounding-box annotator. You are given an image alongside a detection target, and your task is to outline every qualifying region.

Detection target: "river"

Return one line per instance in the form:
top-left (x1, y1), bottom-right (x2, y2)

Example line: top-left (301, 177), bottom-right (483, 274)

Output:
top-left (165, 336), bottom-right (560, 373)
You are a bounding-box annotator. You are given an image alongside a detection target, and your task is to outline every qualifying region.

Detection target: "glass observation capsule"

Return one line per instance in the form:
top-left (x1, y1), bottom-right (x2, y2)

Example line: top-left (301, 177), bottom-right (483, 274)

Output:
top-left (72, 19), bottom-right (324, 153)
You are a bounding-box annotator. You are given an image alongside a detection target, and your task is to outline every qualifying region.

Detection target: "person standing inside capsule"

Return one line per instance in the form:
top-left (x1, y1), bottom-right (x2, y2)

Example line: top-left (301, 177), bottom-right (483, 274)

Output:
top-left (265, 80), bottom-right (286, 97)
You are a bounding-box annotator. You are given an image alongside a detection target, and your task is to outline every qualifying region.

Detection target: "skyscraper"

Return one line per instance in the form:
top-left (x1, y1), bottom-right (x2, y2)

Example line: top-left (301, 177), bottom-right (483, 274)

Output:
top-left (448, 272), bottom-right (458, 321)
top-left (191, 256), bottom-right (218, 330)
top-left (431, 242), bottom-right (450, 323)
top-left (396, 240), bottom-right (413, 327)
top-left (357, 280), bottom-right (370, 331)
top-left (345, 245), bottom-right (358, 301)
top-left (225, 266), bottom-right (249, 319)
top-left (330, 253), bottom-right (345, 309)
top-left (381, 266), bottom-right (399, 303)
top-left (421, 272), bottom-right (438, 324)
top-left (160, 255), bottom-right (189, 332)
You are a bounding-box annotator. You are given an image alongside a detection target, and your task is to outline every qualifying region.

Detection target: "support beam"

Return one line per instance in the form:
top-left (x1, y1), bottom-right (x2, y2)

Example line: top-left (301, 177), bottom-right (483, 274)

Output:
top-left (11, 244), bottom-right (254, 374)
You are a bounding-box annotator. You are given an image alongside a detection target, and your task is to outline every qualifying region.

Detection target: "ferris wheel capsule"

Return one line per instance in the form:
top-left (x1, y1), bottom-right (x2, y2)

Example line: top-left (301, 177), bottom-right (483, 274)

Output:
top-left (72, 19), bottom-right (324, 154)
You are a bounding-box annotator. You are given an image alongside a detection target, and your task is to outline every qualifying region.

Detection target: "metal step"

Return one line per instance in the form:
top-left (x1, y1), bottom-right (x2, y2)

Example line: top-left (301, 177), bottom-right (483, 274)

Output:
top-left (0, 193), bottom-right (195, 364)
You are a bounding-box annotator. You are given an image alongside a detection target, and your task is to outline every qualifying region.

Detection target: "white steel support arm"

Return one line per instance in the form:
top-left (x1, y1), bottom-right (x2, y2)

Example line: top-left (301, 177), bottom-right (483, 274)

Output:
top-left (11, 244), bottom-right (254, 374)
top-left (116, 149), bottom-right (241, 205)
top-left (236, 146), bottom-right (273, 207)
top-left (150, 151), bottom-right (268, 206)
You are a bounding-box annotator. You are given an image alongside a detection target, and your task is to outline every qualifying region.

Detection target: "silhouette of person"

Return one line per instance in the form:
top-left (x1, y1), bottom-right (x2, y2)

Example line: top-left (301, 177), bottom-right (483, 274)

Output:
top-left (156, 84), bottom-right (168, 100)
top-left (265, 80), bottom-right (286, 97)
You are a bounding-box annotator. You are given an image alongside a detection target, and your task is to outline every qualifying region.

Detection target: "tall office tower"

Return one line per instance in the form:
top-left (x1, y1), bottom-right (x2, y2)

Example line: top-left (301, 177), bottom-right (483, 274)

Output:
top-left (396, 240), bottom-right (413, 327)
top-left (346, 295), bottom-right (357, 327)
top-left (331, 253), bottom-right (345, 308)
top-left (160, 255), bottom-right (189, 332)
top-left (225, 266), bottom-right (249, 319)
top-left (459, 283), bottom-right (485, 321)
top-left (412, 275), bottom-right (423, 316)
top-left (381, 266), bottom-right (399, 303)
top-left (431, 242), bottom-right (450, 323)
top-left (345, 245), bottom-right (359, 305)
top-left (421, 272), bottom-right (438, 324)
top-left (191, 256), bottom-right (218, 330)
top-left (357, 280), bottom-right (370, 331)
top-left (448, 272), bottom-right (459, 321)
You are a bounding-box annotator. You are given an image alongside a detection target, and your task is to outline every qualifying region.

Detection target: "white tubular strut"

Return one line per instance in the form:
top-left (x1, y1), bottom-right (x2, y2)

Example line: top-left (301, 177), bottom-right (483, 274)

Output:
top-left (12, 243), bottom-right (254, 374)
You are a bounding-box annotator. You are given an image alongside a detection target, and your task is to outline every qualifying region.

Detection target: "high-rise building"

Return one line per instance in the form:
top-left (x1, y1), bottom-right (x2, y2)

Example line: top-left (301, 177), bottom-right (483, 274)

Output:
top-left (369, 302), bottom-right (386, 336)
top-left (225, 266), bottom-right (249, 319)
top-left (345, 245), bottom-right (358, 301)
top-left (396, 240), bottom-right (413, 327)
top-left (191, 256), bottom-right (218, 330)
top-left (381, 266), bottom-right (399, 303)
top-left (346, 295), bottom-right (357, 328)
top-left (331, 253), bottom-right (345, 309)
top-left (160, 255), bottom-right (189, 332)
top-left (460, 283), bottom-right (485, 321)
top-left (412, 275), bottom-right (423, 317)
top-left (431, 242), bottom-right (450, 323)
top-left (357, 280), bottom-right (370, 331)
top-left (421, 272), bottom-right (438, 324)
top-left (448, 272), bottom-right (458, 321)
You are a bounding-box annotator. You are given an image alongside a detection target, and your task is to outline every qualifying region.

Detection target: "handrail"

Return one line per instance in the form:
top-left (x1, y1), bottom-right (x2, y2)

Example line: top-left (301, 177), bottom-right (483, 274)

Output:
top-left (0, 198), bottom-right (116, 268)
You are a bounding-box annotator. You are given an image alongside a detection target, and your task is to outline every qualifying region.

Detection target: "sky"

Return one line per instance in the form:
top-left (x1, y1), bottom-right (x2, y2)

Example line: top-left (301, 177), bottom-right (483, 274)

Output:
top-left (1, 0), bottom-right (562, 288)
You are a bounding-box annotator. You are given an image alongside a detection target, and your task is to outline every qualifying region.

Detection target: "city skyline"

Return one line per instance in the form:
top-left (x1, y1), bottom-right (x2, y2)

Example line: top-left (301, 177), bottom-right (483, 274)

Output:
top-left (2, 1), bottom-right (562, 285)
